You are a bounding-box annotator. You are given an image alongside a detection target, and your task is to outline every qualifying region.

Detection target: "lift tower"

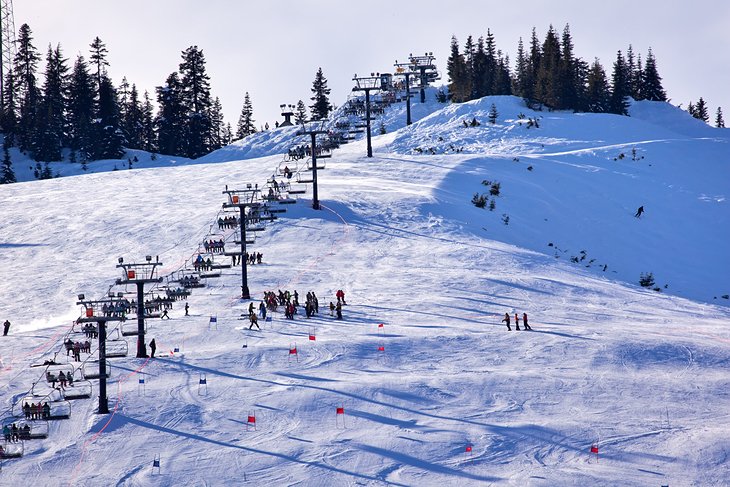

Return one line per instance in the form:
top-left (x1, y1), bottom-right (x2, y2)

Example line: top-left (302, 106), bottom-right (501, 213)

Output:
top-left (75, 294), bottom-right (125, 414)
top-left (222, 185), bottom-right (281, 299)
top-left (115, 256), bottom-right (163, 358)
top-left (296, 121), bottom-right (329, 210)
top-left (0, 0), bottom-right (16, 104)
top-left (352, 73), bottom-right (389, 158)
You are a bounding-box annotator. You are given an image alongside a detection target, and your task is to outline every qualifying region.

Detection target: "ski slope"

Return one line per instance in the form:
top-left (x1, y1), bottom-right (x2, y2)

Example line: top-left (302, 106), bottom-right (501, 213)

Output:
top-left (1, 95), bottom-right (729, 486)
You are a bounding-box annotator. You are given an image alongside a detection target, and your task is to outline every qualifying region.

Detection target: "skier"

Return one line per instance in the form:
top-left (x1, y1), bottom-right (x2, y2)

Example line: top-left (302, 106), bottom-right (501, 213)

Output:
top-left (259, 301), bottom-right (267, 319)
top-left (149, 338), bottom-right (157, 358)
top-left (329, 302), bottom-right (335, 317)
top-left (335, 301), bottom-right (343, 320)
top-left (3, 319), bottom-right (10, 336)
top-left (502, 312), bottom-right (511, 331)
top-left (185, 302), bottom-right (190, 316)
top-left (249, 312), bottom-right (261, 330)
top-left (514, 313), bottom-right (521, 331)
top-left (523, 312), bottom-right (532, 330)
top-left (634, 205), bottom-right (644, 218)
top-left (161, 309), bottom-right (170, 319)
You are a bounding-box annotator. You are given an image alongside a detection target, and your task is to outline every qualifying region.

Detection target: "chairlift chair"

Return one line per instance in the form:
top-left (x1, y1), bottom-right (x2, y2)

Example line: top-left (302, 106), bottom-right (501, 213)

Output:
top-left (2, 417), bottom-right (49, 440)
top-left (0, 440), bottom-right (24, 458)
top-left (306, 159), bottom-right (326, 171)
top-left (62, 380), bottom-right (92, 400)
top-left (296, 173), bottom-right (314, 184)
top-left (81, 361), bottom-right (111, 380)
top-left (105, 338), bottom-right (129, 358)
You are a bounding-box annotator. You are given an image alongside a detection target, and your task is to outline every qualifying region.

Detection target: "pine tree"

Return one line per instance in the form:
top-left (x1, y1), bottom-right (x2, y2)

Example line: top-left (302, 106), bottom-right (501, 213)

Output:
top-left (535, 25), bottom-right (562, 108)
top-left (488, 103), bottom-right (498, 124)
top-left (446, 36), bottom-right (470, 103)
top-left (294, 99), bottom-right (308, 124)
top-left (236, 92), bottom-right (256, 139)
top-left (178, 45), bottom-right (213, 158)
top-left (527, 27), bottom-right (542, 103)
top-left (222, 122), bottom-right (233, 145)
top-left (123, 84), bottom-right (144, 149)
top-left (67, 55), bottom-right (95, 163)
top-left (716, 107), bottom-right (725, 128)
top-left (625, 45), bottom-right (636, 99)
top-left (141, 90), bottom-right (156, 152)
top-left (694, 97), bottom-right (709, 122)
top-left (558, 24), bottom-right (580, 110)
top-left (512, 38), bottom-right (530, 99)
top-left (35, 44), bottom-right (68, 161)
top-left (495, 52), bottom-right (512, 95)
top-left (92, 75), bottom-right (125, 160)
top-left (687, 101), bottom-right (696, 118)
top-left (309, 67), bottom-right (332, 120)
top-left (0, 139), bottom-right (16, 183)
top-left (640, 48), bottom-right (666, 101)
top-left (89, 36), bottom-right (109, 93)
top-left (1, 69), bottom-right (19, 144)
top-left (464, 35), bottom-right (477, 99)
top-left (609, 50), bottom-right (630, 115)
top-left (482, 30), bottom-right (498, 97)
top-left (633, 53), bottom-right (644, 100)
top-left (208, 96), bottom-right (225, 150)
top-left (13, 23), bottom-right (41, 153)
top-left (156, 72), bottom-right (186, 156)
top-left (586, 58), bottom-right (610, 113)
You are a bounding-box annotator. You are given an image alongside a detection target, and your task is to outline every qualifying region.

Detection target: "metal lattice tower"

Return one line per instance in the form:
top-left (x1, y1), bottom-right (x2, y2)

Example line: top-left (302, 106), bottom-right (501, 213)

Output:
top-left (0, 0), bottom-right (17, 102)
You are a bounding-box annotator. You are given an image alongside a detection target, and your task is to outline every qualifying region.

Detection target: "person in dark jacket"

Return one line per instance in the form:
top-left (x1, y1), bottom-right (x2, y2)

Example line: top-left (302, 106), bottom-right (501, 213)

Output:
top-left (149, 338), bottom-right (157, 358)
top-left (522, 312), bottom-right (532, 330)
top-left (502, 313), bottom-right (511, 331)
top-left (3, 319), bottom-right (10, 336)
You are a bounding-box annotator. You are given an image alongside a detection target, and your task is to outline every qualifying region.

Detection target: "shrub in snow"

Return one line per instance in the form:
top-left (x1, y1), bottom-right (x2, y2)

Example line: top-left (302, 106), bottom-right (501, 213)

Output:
top-left (639, 272), bottom-right (656, 288)
top-left (472, 193), bottom-right (487, 208)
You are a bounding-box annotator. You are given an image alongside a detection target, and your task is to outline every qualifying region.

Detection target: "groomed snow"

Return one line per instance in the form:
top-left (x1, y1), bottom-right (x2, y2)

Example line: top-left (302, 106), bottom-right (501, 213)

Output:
top-left (1, 94), bottom-right (729, 486)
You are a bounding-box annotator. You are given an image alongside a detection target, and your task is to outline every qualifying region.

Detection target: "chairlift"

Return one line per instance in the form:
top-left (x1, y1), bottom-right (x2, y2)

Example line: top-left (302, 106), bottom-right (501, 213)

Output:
top-left (296, 173), bottom-right (314, 184)
top-left (306, 159), bottom-right (326, 171)
top-left (2, 417), bottom-right (49, 440)
top-left (105, 338), bottom-right (129, 358)
top-left (122, 320), bottom-right (146, 336)
top-left (0, 440), bottom-right (24, 458)
top-left (62, 380), bottom-right (92, 400)
top-left (81, 361), bottom-right (111, 380)
top-left (17, 396), bottom-right (71, 420)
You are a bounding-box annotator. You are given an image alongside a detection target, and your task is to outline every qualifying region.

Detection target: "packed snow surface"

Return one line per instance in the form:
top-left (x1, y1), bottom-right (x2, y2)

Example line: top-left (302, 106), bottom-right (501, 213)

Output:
top-left (1, 94), bottom-right (729, 486)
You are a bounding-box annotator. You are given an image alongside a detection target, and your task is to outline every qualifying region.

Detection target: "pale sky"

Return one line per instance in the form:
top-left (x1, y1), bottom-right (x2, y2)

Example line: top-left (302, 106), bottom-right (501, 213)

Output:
top-left (16, 0), bottom-right (730, 128)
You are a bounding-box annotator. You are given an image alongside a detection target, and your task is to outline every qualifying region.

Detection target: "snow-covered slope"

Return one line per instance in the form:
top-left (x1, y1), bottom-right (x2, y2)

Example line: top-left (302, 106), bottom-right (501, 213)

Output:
top-left (1, 96), bottom-right (729, 486)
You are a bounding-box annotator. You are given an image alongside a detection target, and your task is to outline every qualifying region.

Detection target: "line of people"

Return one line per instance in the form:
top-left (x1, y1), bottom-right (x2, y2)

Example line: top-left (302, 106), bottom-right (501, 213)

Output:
top-left (501, 312), bottom-right (532, 331)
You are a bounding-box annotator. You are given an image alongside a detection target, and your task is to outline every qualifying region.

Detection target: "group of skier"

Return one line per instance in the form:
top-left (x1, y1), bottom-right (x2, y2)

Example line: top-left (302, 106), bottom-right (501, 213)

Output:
top-left (46, 369), bottom-right (74, 389)
top-left (194, 254), bottom-right (215, 271)
top-left (501, 312), bottom-right (532, 331)
top-left (64, 338), bottom-right (91, 361)
top-left (22, 402), bottom-right (51, 420)
top-left (203, 239), bottom-right (225, 253)
top-left (217, 215), bottom-right (239, 230)
top-left (231, 252), bottom-right (262, 266)
top-left (3, 423), bottom-right (28, 442)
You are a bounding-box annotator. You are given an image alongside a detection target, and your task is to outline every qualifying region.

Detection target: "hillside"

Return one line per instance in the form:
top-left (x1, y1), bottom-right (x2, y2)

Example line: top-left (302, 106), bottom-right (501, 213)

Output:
top-left (0, 95), bottom-right (729, 486)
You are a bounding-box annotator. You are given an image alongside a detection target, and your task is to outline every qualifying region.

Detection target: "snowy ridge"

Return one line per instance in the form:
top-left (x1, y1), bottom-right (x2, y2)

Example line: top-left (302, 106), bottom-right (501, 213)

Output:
top-left (0, 96), bottom-right (729, 486)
